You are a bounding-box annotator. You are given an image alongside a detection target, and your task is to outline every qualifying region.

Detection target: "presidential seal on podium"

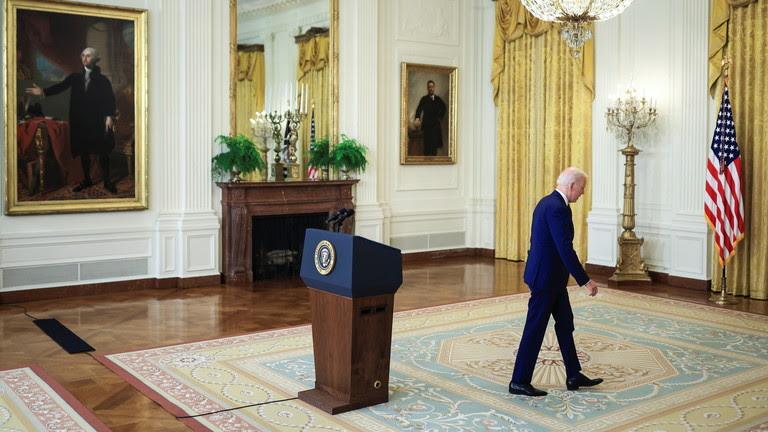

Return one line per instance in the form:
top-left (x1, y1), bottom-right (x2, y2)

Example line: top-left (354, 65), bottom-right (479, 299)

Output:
top-left (314, 240), bottom-right (336, 275)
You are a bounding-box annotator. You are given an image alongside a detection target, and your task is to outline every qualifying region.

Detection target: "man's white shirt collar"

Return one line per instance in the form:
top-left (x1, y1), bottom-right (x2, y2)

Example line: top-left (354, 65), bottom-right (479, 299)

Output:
top-left (555, 189), bottom-right (568, 206)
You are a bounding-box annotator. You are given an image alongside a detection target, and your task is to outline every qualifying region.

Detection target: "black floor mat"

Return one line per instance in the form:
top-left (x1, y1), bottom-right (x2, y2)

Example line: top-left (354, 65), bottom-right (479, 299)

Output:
top-left (33, 318), bottom-right (94, 354)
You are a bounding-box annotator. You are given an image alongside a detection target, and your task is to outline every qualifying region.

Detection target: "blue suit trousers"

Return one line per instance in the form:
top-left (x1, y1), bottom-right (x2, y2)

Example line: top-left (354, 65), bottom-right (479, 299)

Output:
top-left (511, 286), bottom-right (581, 384)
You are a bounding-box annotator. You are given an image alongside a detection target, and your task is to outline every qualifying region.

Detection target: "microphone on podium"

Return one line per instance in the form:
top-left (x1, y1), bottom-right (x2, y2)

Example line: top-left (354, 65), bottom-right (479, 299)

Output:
top-left (327, 208), bottom-right (354, 232)
top-left (336, 209), bottom-right (355, 225)
top-left (326, 210), bottom-right (343, 225)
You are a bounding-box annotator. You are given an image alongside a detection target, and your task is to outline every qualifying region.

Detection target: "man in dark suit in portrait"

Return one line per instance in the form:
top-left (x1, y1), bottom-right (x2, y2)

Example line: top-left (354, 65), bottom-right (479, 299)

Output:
top-left (414, 80), bottom-right (446, 156)
top-left (27, 47), bottom-right (117, 194)
top-left (508, 167), bottom-right (603, 397)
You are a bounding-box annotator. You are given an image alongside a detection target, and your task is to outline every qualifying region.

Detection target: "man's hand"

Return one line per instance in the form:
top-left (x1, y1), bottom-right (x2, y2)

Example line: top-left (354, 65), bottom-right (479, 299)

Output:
top-left (105, 116), bottom-right (115, 132)
top-left (583, 279), bottom-right (598, 296)
top-left (25, 83), bottom-right (43, 96)
top-left (413, 117), bottom-right (421, 128)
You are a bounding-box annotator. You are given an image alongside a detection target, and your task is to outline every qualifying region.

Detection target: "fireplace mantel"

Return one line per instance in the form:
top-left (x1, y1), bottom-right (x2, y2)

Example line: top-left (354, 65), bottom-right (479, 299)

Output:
top-left (218, 180), bottom-right (358, 285)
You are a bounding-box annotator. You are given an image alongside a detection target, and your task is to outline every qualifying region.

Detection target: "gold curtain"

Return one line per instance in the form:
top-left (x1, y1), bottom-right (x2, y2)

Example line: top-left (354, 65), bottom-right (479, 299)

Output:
top-left (297, 34), bottom-right (330, 176)
top-left (709, 0), bottom-right (767, 300)
top-left (235, 49), bottom-right (265, 181)
top-left (493, 0), bottom-right (593, 261)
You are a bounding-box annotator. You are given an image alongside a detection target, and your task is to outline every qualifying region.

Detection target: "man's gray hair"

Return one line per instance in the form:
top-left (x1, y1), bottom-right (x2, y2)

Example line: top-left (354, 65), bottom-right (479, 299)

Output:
top-left (81, 47), bottom-right (100, 61)
top-left (556, 167), bottom-right (588, 186)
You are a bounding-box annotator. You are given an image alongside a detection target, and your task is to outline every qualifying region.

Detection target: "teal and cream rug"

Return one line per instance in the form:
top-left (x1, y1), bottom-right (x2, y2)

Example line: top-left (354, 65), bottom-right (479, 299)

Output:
top-left (97, 288), bottom-right (768, 431)
top-left (0, 365), bottom-right (110, 431)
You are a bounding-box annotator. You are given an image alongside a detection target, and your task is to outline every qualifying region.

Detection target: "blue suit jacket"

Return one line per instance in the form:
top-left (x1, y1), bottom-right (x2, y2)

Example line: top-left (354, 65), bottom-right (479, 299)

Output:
top-left (523, 191), bottom-right (589, 291)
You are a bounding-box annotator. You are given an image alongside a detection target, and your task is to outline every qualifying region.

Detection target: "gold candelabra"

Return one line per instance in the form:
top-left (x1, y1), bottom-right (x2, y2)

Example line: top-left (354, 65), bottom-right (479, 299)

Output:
top-left (285, 109), bottom-right (306, 180)
top-left (265, 110), bottom-right (288, 181)
top-left (258, 84), bottom-right (309, 181)
top-left (33, 124), bottom-right (49, 195)
top-left (606, 87), bottom-right (657, 283)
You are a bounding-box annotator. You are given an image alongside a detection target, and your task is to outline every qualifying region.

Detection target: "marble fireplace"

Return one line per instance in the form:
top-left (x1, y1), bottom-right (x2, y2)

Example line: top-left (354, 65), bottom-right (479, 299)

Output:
top-left (218, 180), bottom-right (357, 285)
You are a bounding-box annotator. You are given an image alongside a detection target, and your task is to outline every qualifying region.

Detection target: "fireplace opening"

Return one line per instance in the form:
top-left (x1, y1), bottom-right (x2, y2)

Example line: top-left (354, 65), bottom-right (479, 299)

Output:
top-left (252, 212), bottom-right (328, 280)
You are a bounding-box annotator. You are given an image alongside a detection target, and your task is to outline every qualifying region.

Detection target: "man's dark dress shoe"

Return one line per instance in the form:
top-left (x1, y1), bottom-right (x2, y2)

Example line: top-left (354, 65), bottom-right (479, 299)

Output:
top-left (508, 382), bottom-right (547, 397)
top-left (566, 373), bottom-right (603, 391)
top-left (73, 180), bottom-right (93, 192)
top-left (104, 180), bottom-right (117, 194)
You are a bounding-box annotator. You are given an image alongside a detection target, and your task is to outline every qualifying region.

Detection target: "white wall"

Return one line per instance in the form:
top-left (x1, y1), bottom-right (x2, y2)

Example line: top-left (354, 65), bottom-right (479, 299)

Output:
top-left (345, 0), bottom-right (496, 251)
top-left (588, 0), bottom-right (712, 280)
top-left (0, 0), bottom-right (227, 292)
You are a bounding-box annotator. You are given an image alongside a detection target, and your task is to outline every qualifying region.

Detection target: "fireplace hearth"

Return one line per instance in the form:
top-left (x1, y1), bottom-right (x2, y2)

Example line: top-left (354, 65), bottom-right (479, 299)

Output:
top-left (218, 180), bottom-right (358, 285)
top-left (252, 213), bottom-right (327, 279)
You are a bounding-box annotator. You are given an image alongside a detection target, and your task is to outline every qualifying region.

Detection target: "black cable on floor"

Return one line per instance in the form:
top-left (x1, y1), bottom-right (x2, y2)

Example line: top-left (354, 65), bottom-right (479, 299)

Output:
top-left (176, 397), bottom-right (300, 419)
top-left (5, 302), bottom-right (297, 417)
top-left (1, 304), bottom-right (40, 320)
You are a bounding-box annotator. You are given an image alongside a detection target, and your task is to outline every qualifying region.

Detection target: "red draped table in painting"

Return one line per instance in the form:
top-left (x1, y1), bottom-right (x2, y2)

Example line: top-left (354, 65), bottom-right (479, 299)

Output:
top-left (17, 118), bottom-right (81, 193)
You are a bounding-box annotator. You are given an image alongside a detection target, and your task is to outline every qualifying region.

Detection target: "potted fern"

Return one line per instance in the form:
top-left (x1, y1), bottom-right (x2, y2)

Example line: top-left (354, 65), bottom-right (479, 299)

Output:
top-left (211, 134), bottom-right (265, 182)
top-left (306, 137), bottom-right (331, 180)
top-left (330, 135), bottom-right (367, 179)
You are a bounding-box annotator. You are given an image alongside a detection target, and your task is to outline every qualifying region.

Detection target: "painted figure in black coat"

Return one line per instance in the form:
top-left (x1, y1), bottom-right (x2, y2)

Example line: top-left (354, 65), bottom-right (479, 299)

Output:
top-left (27, 47), bottom-right (117, 194)
top-left (414, 80), bottom-right (446, 156)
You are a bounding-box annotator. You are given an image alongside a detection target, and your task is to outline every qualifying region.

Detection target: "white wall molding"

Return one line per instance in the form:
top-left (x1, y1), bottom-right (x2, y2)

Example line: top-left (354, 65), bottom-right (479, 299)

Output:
top-left (239, 0), bottom-right (324, 19)
top-left (589, 0), bottom-right (711, 280)
top-left (238, 11), bottom-right (328, 44)
top-left (466, 198), bottom-right (495, 249)
top-left (340, 0), bottom-right (387, 240)
top-left (354, 203), bottom-right (389, 243)
top-left (1, 231), bottom-right (153, 269)
top-left (390, 208), bottom-right (466, 240)
top-left (395, 0), bottom-right (459, 46)
top-left (471, 0), bottom-right (497, 251)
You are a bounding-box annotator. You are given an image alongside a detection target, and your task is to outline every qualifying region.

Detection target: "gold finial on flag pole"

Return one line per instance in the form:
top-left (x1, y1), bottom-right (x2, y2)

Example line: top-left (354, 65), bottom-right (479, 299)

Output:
top-left (721, 56), bottom-right (731, 87)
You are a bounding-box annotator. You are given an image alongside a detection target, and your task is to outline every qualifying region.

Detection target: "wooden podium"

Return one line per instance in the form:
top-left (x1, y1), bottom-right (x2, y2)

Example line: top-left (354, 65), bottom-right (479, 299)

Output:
top-left (298, 229), bottom-right (403, 414)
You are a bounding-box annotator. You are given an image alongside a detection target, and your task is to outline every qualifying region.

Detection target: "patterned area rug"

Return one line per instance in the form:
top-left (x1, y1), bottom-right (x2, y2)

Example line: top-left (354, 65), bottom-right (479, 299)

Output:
top-left (0, 365), bottom-right (110, 431)
top-left (96, 289), bottom-right (768, 431)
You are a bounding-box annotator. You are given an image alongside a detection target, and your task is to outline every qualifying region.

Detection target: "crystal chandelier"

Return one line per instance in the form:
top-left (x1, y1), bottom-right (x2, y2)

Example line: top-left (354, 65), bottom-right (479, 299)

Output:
top-left (520, 0), bottom-right (634, 57)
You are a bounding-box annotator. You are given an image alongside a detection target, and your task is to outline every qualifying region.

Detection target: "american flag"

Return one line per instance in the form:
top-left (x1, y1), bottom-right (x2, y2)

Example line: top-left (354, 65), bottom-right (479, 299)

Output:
top-left (310, 106), bottom-right (316, 145)
top-left (307, 108), bottom-right (319, 179)
top-left (704, 85), bottom-right (745, 265)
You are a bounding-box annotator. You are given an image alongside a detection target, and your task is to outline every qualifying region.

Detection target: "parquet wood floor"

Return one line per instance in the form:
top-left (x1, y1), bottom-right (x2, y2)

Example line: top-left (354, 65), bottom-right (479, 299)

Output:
top-left (1, 257), bottom-right (764, 431)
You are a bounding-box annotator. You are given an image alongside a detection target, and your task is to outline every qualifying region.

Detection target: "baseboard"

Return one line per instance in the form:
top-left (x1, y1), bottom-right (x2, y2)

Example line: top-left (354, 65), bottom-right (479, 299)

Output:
top-left (403, 248), bottom-right (494, 263)
top-left (0, 274), bottom-right (222, 304)
top-left (585, 263), bottom-right (710, 290)
top-left (585, 263), bottom-right (614, 276)
top-left (667, 274), bottom-right (711, 291)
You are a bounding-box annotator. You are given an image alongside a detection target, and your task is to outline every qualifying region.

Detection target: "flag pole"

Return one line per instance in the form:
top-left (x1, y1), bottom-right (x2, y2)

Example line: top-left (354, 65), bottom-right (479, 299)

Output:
top-left (710, 264), bottom-right (736, 305)
top-left (708, 55), bottom-right (737, 306)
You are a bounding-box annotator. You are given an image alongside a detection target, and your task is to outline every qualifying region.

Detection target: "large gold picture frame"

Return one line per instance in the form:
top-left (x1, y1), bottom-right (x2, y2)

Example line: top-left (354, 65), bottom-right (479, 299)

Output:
top-left (4, 0), bottom-right (148, 215)
top-left (400, 62), bottom-right (457, 165)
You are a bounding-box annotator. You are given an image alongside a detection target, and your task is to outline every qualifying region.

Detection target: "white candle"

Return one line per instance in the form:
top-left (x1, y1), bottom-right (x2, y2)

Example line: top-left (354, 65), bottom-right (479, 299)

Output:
top-left (285, 82), bottom-right (289, 112)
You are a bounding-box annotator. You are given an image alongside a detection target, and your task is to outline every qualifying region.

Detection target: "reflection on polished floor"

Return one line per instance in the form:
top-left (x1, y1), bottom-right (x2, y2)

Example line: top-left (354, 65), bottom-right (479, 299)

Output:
top-left (0, 257), bottom-right (765, 431)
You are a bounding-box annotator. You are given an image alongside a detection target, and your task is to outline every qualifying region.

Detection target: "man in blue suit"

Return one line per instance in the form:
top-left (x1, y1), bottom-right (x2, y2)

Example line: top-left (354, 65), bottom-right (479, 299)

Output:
top-left (509, 167), bottom-right (603, 397)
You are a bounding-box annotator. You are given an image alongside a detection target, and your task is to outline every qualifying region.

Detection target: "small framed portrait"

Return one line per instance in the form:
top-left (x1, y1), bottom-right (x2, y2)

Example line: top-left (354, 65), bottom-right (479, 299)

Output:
top-left (400, 62), bottom-right (457, 165)
top-left (4, 0), bottom-right (147, 215)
